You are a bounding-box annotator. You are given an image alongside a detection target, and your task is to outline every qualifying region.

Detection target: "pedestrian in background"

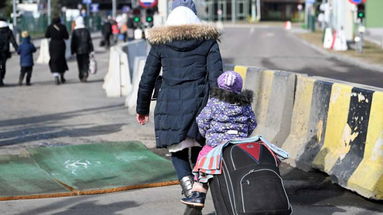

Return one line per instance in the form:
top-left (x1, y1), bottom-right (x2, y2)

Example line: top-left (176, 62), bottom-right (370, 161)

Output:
top-left (120, 23), bottom-right (128, 42)
top-left (0, 18), bottom-right (18, 87)
top-left (181, 71), bottom-right (257, 207)
top-left (45, 17), bottom-right (69, 85)
top-left (111, 19), bottom-right (120, 44)
top-left (101, 17), bottom-right (112, 48)
top-left (136, 0), bottom-right (223, 201)
top-left (71, 16), bottom-right (94, 83)
top-left (17, 31), bottom-right (36, 86)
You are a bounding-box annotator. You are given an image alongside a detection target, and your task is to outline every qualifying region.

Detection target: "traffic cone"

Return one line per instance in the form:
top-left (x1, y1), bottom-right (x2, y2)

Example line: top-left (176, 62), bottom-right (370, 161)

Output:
top-left (333, 29), bottom-right (348, 51)
top-left (330, 30), bottom-right (337, 50)
top-left (323, 28), bottom-right (333, 49)
top-left (284, 21), bottom-right (292, 30)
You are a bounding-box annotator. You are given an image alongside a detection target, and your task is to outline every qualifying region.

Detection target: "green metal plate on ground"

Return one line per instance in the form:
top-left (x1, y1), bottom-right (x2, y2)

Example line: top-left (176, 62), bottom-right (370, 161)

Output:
top-left (0, 154), bottom-right (69, 199)
top-left (28, 141), bottom-right (177, 192)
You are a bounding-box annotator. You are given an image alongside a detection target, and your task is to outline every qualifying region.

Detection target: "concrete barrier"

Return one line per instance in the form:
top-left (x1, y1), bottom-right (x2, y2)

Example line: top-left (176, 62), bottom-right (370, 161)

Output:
top-left (103, 40), bottom-right (150, 98)
top-left (119, 50), bottom-right (132, 96)
top-left (282, 75), bottom-right (333, 171)
top-left (347, 91), bottom-right (383, 199)
top-left (125, 56), bottom-right (147, 114)
top-left (102, 45), bottom-right (136, 98)
top-left (310, 80), bottom-right (382, 199)
top-left (281, 74), bottom-right (315, 170)
top-left (103, 46), bottom-right (123, 97)
top-left (121, 40), bottom-right (150, 79)
top-left (247, 69), bottom-right (296, 146)
top-left (237, 65), bottom-right (383, 199)
top-left (36, 39), bottom-right (50, 64)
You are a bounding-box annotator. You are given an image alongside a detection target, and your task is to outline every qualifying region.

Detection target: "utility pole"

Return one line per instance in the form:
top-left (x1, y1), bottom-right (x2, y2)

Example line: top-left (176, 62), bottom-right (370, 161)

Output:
top-left (251, 0), bottom-right (256, 22)
top-left (12, 0), bottom-right (16, 28)
top-left (231, 0), bottom-right (236, 23)
top-left (256, 0), bottom-right (261, 21)
top-left (48, 0), bottom-right (51, 24)
top-left (112, 0), bottom-right (117, 18)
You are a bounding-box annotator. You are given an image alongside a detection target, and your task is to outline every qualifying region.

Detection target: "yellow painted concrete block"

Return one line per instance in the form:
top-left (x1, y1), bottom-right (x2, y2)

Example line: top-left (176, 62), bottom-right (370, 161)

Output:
top-left (283, 75), bottom-right (314, 163)
top-left (234, 66), bottom-right (248, 81)
top-left (313, 83), bottom-right (353, 172)
top-left (347, 91), bottom-right (383, 199)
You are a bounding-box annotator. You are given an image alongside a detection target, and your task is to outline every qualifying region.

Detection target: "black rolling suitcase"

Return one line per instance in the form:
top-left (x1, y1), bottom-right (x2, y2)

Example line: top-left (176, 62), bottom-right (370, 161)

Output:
top-left (209, 137), bottom-right (292, 215)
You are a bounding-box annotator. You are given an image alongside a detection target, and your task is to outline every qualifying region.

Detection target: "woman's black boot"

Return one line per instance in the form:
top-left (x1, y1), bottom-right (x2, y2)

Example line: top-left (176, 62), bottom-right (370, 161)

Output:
top-left (60, 74), bottom-right (66, 83)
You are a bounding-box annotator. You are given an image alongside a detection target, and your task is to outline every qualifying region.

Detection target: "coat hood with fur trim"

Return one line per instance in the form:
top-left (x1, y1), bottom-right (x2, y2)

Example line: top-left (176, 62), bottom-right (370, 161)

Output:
top-left (146, 24), bottom-right (221, 46)
top-left (210, 88), bottom-right (253, 106)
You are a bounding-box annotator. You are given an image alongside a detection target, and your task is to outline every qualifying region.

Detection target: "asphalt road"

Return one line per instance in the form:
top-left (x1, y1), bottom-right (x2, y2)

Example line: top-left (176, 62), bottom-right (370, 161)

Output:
top-left (0, 26), bottom-right (382, 215)
top-left (220, 25), bottom-right (383, 88)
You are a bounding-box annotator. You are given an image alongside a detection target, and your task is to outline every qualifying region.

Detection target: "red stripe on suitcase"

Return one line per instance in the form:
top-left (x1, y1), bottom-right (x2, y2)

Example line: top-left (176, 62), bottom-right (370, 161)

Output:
top-left (237, 142), bottom-right (261, 161)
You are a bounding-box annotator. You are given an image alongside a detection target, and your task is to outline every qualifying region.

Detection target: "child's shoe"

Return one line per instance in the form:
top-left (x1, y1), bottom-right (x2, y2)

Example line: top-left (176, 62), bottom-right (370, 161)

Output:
top-left (180, 191), bottom-right (206, 207)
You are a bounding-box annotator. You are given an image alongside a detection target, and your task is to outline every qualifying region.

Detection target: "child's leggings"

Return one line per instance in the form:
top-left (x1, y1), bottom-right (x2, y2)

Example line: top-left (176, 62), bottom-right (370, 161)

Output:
top-left (194, 145), bottom-right (215, 181)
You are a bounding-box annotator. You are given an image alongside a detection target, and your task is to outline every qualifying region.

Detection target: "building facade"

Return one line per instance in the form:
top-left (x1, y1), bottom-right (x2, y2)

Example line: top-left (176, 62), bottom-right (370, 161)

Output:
top-left (201, 0), bottom-right (305, 21)
top-left (365, 0), bottom-right (383, 28)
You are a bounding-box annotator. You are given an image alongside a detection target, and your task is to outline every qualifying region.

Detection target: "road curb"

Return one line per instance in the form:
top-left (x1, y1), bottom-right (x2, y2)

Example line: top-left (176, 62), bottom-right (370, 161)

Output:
top-left (290, 30), bottom-right (383, 73)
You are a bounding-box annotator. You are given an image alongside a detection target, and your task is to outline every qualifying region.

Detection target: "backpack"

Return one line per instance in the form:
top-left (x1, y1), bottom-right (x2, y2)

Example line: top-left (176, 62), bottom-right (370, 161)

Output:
top-left (209, 137), bottom-right (292, 215)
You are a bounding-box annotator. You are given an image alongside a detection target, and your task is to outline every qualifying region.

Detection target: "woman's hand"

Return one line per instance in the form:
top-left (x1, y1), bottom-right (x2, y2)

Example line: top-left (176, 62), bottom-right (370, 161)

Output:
top-left (136, 114), bottom-right (149, 125)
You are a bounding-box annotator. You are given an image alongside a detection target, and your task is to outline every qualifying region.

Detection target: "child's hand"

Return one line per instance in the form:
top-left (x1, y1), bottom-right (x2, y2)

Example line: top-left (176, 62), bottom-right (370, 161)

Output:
top-left (136, 114), bottom-right (149, 125)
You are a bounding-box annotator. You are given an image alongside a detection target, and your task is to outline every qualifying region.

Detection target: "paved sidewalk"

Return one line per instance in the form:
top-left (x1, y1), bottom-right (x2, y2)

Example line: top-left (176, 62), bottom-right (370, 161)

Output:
top-left (366, 28), bottom-right (383, 48)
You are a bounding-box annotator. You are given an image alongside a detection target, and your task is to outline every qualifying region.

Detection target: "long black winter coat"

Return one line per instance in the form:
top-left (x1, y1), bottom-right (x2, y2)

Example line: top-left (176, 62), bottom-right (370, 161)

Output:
top-left (136, 24), bottom-right (223, 148)
top-left (0, 25), bottom-right (18, 59)
top-left (71, 28), bottom-right (94, 55)
top-left (45, 23), bottom-right (69, 74)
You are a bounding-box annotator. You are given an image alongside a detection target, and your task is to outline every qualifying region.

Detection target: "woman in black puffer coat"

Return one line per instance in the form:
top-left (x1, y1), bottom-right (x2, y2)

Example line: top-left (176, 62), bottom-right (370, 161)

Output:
top-left (136, 1), bottom-right (223, 199)
top-left (71, 16), bottom-right (94, 82)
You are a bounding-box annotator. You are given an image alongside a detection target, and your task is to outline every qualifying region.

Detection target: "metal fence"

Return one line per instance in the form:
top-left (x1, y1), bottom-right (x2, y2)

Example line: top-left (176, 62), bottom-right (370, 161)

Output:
top-left (16, 13), bottom-right (103, 39)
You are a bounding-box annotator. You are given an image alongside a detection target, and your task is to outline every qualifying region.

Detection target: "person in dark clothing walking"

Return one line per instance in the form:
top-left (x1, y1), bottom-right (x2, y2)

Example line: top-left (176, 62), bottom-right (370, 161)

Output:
top-left (101, 17), bottom-right (112, 48)
top-left (45, 17), bottom-right (69, 85)
top-left (136, 0), bottom-right (223, 201)
top-left (71, 16), bottom-right (94, 82)
top-left (17, 31), bottom-right (36, 86)
top-left (0, 18), bottom-right (18, 86)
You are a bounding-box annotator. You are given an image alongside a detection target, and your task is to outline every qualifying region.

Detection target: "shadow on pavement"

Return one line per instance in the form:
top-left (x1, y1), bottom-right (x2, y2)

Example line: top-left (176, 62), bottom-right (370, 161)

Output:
top-left (282, 164), bottom-right (383, 213)
top-left (17, 78), bottom-right (105, 87)
top-left (0, 104), bottom-right (123, 128)
top-left (14, 198), bottom-right (139, 215)
top-left (0, 104), bottom-right (126, 146)
top-left (50, 200), bottom-right (140, 215)
top-left (13, 196), bottom-right (93, 215)
top-left (0, 123), bottom-right (125, 146)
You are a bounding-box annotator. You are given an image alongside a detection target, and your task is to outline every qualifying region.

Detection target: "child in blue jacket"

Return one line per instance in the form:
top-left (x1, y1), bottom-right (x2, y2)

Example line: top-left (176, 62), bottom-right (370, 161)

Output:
top-left (17, 31), bottom-right (36, 86)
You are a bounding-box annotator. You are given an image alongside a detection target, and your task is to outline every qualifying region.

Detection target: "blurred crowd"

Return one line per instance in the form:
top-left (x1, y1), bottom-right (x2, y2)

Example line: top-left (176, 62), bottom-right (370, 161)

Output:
top-left (0, 16), bottom-right (95, 87)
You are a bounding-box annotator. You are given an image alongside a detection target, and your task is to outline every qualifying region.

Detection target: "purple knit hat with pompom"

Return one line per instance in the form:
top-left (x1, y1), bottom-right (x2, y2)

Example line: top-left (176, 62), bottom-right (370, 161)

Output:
top-left (217, 71), bottom-right (243, 94)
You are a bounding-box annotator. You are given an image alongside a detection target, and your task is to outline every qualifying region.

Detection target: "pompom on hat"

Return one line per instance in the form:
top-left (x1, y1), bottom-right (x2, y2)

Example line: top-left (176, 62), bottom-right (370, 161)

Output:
top-left (217, 71), bottom-right (243, 94)
top-left (171, 0), bottom-right (197, 14)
